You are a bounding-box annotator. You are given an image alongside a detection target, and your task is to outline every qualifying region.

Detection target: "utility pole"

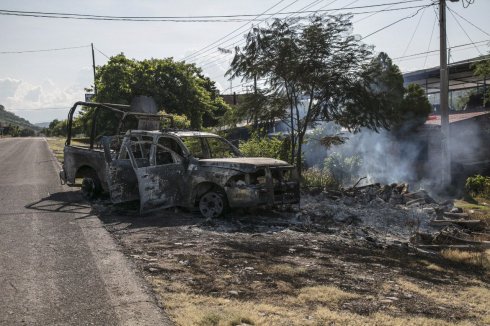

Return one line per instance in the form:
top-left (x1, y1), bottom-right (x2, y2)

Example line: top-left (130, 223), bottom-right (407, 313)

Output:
top-left (439, 0), bottom-right (452, 187)
top-left (91, 43), bottom-right (97, 96)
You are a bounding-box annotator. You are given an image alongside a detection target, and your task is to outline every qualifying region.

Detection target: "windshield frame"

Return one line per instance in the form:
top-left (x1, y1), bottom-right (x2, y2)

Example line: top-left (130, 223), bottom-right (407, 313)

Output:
top-left (179, 135), bottom-right (242, 159)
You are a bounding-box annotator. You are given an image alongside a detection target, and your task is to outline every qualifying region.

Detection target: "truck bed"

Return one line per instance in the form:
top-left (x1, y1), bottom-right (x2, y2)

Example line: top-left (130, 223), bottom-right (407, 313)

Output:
top-left (62, 145), bottom-right (108, 190)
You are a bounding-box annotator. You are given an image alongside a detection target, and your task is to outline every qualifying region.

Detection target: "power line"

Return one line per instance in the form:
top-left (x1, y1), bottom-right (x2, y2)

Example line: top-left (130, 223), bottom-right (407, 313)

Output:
top-left (423, 13), bottom-right (437, 68)
top-left (198, 2), bottom-right (428, 71)
top-left (8, 107), bottom-right (68, 111)
top-left (0, 1), bottom-right (425, 22)
top-left (182, 0), bottom-right (289, 62)
top-left (447, 6), bottom-right (490, 38)
top-left (0, 44), bottom-right (89, 54)
top-left (392, 39), bottom-right (490, 61)
top-left (195, 0), bottom-right (334, 69)
top-left (94, 47), bottom-right (110, 59)
top-left (185, 0), bottom-right (308, 66)
top-left (361, 4), bottom-right (433, 40)
top-left (447, 6), bottom-right (482, 56)
top-left (401, 6), bottom-right (426, 57)
top-left (204, 0), bottom-right (337, 78)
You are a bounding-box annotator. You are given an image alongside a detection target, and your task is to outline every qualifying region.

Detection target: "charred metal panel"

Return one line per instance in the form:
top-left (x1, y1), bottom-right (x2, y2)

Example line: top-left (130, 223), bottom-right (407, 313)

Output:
top-left (63, 146), bottom-right (107, 189)
top-left (135, 164), bottom-right (185, 212)
top-left (107, 159), bottom-right (139, 203)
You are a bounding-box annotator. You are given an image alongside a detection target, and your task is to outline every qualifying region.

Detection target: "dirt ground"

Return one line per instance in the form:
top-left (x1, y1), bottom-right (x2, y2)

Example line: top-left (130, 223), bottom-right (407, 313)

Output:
top-left (92, 198), bottom-right (490, 326)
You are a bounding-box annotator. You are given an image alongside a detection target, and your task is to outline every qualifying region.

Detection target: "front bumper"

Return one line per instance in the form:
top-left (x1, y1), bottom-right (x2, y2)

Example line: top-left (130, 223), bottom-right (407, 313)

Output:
top-left (225, 181), bottom-right (300, 207)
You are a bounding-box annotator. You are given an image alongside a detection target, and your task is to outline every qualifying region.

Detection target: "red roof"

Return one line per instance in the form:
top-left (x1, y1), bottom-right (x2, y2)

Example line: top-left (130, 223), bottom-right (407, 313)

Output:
top-left (425, 111), bottom-right (490, 125)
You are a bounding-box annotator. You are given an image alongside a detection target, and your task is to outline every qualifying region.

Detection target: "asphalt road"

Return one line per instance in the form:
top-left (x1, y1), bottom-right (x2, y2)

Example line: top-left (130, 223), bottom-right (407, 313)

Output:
top-left (0, 138), bottom-right (171, 325)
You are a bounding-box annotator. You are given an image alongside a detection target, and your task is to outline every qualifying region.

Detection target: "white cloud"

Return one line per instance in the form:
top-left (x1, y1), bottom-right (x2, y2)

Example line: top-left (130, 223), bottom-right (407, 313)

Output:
top-left (0, 77), bottom-right (85, 111)
top-left (0, 78), bottom-right (22, 100)
top-left (0, 76), bottom-right (87, 123)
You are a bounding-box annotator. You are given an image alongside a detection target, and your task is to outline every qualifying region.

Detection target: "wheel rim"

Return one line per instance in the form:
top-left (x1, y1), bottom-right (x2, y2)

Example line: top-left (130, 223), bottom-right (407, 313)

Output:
top-left (199, 192), bottom-right (224, 219)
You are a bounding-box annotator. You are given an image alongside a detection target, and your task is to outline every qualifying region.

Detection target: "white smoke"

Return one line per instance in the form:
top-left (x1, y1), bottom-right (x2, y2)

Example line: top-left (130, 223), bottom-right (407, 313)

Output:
top-left (303, 122), bottom-right (433, 188)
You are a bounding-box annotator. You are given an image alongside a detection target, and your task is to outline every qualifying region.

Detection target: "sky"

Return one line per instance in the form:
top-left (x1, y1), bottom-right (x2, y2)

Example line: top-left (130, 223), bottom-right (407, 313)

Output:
top-left (0, 0), bottom-right (489, 124)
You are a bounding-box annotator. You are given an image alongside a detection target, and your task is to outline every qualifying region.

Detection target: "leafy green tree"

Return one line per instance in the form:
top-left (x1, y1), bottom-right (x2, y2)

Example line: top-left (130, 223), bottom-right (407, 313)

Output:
top-left (473, 56), bottom-right (490, 105)
top-left (228, 16), bottom-right (405, 173)
top-left (44, 119), bottom-right (69, 137)
top-left (79, 54), bottom-right (230, 135)
top-left (396, 83), bottom-right (432, 131)
top-left (20, 128), bottom-right (35, 137)
top-left (344, 52), bottom-right (405, 131)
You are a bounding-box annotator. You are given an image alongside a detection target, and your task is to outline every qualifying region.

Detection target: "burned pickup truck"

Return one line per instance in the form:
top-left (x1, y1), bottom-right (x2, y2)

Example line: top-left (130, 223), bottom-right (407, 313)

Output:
top-left (60, 100), bottom-right (299, 218)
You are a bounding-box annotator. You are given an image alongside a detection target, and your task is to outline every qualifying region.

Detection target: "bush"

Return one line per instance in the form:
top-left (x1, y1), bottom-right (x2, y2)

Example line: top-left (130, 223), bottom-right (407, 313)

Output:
top-left (239, 135), bottom-right (288, 161)
top-left (301, 167), bottom-right (338, 189)
top-left (465, 175), bottom-right (490, 197)
top-left (323, 152), bottom-right (362, 185)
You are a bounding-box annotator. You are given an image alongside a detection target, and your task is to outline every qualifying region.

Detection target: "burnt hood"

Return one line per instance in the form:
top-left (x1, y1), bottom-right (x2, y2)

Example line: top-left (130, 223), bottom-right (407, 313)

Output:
top-left (198, 157), bottom-right (292, 172)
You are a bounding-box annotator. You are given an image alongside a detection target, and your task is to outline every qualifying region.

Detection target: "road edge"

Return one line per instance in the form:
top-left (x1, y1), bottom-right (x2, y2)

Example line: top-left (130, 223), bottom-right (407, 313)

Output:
top-left (42, 138), bottom-right (173, 325)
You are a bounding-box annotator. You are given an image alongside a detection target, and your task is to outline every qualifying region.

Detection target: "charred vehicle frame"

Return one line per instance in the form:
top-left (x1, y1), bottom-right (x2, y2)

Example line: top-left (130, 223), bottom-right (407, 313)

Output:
top-left (60, 101), bottom-right (300, 218)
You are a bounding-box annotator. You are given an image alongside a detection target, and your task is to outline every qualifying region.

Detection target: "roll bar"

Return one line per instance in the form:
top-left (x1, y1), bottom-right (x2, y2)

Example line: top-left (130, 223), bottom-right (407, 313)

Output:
top-left (65, 101), bottom-right (173, 149)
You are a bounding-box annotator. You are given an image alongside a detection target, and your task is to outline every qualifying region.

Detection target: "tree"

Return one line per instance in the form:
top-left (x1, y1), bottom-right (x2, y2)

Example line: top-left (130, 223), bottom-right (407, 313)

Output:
top-left (79, 54), bottom-right (230, 135)
top-left (396, 83), bottom-right (432, 132)
top-left (472, 56), bottom-right (490, 105)
top-left (228, 16), bottom-right (403, 172)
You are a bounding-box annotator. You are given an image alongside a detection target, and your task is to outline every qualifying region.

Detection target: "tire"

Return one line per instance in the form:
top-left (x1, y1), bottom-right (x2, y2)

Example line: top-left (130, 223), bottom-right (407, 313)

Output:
top-left (198, 190), bottom-right (227, 219)
top-left (81, 171), bottom-right (101, 200)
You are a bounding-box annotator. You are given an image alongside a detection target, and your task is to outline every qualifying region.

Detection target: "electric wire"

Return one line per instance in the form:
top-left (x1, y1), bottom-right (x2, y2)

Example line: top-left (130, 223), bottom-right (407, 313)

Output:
top-left (447, 6), bottom-right (490, 37)
top-left (201, 1), bottom-right (424, 74)
top-left (192, 0), bottom-right (327, 71)
top-left (361, 4), bottom-right (433, 40)
top-left (197, 3), bottom-right (429, 68)
top-left (182, 0), bottom-right (289, 62)
top-left (0, 44), bottom-right (89, 54)
top-left (447, 6), bottom-right (482, 56)
top-left (401, 6), bottom-right (426, 57)
top-left (0, 1), bottom-right (425, 21)
top-left (392, 39), bottom-right (490, 61)
top-left (423, 13), bottom-right (437, 68)
top-left (94, 47), bottom-right (110, 59)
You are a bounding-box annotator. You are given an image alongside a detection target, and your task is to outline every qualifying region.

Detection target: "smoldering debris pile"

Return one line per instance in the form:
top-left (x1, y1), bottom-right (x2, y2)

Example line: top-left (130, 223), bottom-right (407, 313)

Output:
top-left (298, 183), bottom-right (489, 250)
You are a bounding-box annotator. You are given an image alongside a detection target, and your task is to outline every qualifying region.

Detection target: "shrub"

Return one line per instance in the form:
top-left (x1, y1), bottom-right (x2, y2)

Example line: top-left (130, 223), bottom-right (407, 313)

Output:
top-left (323, 152), bottom-right (362, 185)
top-left (301, 167), bottom-right (338, 189)
top-left (239, 134), bottom-right (288, 161)
top-left (465, 175), bottom-right (490, 197)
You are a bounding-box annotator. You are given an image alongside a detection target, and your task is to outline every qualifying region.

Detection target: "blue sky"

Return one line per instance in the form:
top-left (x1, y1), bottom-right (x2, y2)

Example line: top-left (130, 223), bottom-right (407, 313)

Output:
top-left (0, 0), bottom-right (488, 123)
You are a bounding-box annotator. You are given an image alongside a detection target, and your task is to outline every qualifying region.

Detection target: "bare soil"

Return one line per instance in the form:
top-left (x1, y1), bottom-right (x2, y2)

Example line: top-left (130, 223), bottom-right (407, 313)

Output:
top-left (94, 198), bottom-right (489, 326)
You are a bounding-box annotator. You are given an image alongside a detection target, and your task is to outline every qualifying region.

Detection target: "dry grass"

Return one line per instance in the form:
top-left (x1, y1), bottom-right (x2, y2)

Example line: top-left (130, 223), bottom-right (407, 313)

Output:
top-left (45, 137), bottom-right (91, 163)
top-left (297, 285), bottom-right (359, 305)
top-left (156, 289), bottom-right (476, 326)
top-left (441, 249), bottom-right (490, 270)
top-left (397, 278), bottom-right (490, 325)
top-left (454, 198), bottom-right (490, 222)
top-left (45, 137), bottom-right (66, 162)
top-left (266, 263), bottom-right (307, 276)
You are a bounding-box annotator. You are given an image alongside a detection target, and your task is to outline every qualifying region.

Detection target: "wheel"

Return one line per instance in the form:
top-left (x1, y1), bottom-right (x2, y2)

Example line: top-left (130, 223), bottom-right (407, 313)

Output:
top-left (81, 172), bottom-right (101, 200)
top-left (198, 190), bottom-right (227, 219)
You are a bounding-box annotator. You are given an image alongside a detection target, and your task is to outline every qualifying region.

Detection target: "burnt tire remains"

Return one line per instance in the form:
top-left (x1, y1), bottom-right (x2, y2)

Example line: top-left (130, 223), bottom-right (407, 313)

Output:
top-left (81, 171), bottom-right (101, 200)
top-left (199, 191), bottom-right (226, 219)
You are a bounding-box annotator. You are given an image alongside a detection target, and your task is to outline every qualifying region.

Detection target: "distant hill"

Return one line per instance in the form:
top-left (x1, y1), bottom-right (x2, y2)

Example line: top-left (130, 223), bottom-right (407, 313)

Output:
top-left (0, 105), bottom-right (40, 131)
top-left (34, 122), bottom-right (50, 128)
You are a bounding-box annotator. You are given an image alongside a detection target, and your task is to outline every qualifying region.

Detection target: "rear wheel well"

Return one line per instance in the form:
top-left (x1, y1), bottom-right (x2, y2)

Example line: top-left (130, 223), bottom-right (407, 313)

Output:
top-left (76, 165), bottom-right (97, 179)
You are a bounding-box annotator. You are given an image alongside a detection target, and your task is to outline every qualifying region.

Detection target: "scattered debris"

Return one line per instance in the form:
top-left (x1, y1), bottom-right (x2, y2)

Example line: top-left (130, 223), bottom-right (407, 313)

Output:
top-left (297, 182), bottom-right (488, 252)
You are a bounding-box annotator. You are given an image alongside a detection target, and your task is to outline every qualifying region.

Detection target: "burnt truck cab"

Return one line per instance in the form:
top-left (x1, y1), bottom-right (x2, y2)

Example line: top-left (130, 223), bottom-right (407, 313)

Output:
top-left (104, 130), bottom-right (300, 218)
